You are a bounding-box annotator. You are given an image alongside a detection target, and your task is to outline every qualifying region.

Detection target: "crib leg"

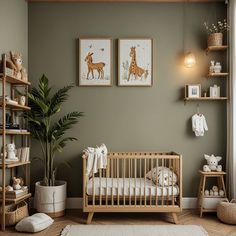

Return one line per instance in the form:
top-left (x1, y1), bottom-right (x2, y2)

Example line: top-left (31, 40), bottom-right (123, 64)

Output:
top-left (171, 213), bottom-right (179, 224)
top-left (87, 212), bottom-right (94, 224)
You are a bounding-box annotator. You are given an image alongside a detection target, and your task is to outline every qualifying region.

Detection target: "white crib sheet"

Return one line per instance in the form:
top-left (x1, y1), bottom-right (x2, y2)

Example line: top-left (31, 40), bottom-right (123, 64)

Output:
top-left (87, 177), bottom-right (179, 197)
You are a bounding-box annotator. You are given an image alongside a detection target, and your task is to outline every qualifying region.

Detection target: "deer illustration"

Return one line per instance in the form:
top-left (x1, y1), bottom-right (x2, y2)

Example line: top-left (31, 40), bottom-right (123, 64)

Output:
top-left (128, 47), bottom-right (148, 81)
top-left (85, 52), bottom-right (105, 80)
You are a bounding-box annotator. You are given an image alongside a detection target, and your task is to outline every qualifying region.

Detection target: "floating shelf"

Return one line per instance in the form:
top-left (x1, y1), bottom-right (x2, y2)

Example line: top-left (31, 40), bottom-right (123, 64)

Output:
top-left (0, 193), bottom-right (31, 204)
top-left (206, 45), bottom-right (228, 53)
top-left (0, 73), bottom-right (31, 86)
top-left (0, 101), bottom-right (31, 111)
top-left (0, 161), bottom-right (30, 169)
top-left (207, 73), bottom-right (229, 78)
top-left (184, 97), bottom-right (228, 101)
top-left (0, 130), bottom-right (30, 135)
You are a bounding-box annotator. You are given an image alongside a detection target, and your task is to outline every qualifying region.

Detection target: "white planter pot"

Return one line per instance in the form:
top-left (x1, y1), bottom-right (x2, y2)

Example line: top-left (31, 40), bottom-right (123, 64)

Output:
top-left (34, 180), bottom-right (67, 217)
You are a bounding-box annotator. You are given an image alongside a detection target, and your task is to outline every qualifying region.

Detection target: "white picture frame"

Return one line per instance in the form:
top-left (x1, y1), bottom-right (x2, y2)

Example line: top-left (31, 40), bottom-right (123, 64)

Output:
top-left (79, 38), bottom-right (112, 86)
top-left (187, 84), bottom-right (201, 98)
top-left (118, 38), bottom-right (153, 87)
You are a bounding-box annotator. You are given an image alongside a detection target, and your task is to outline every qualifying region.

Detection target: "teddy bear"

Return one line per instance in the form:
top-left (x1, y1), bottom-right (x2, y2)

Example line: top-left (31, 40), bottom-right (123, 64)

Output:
top-left (9, 51), bottom-right (28, 81)
top-left (6, 143), bottom-right (18, 161)
top-left (12, 177), bottom-right (24, 190)
top-left (203, 154), bottom-right (222, 172)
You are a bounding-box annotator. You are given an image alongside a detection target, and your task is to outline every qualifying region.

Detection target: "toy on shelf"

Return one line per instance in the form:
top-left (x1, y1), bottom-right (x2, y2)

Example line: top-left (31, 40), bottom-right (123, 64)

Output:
top-left (9, 51), bottom-right (28, 81)
top-left (6, 143), bottom-right (19, 162)
top-left (203, 154), bottom-right (222, 172)
top-left (12, 177), bottom-right (24, 190)
top-left (204, 185), bottom-right (225, 197)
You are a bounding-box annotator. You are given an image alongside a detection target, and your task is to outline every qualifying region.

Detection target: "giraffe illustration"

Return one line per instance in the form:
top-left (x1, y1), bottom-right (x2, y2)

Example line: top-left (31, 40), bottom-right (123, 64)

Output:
top-left (128, 47), bottom-right (148, 81)
top-left (85, 52), bottom-right (105, 80)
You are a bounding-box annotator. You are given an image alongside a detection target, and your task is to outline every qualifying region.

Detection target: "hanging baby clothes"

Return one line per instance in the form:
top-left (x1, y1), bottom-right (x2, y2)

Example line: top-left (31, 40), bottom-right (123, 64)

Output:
top-left (192, 113), bottom-right (208, 137)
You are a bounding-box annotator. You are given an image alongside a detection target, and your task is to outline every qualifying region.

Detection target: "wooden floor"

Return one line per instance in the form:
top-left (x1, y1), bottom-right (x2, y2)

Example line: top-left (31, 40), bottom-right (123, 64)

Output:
top-left (0, 210), bottom-right (236, 236)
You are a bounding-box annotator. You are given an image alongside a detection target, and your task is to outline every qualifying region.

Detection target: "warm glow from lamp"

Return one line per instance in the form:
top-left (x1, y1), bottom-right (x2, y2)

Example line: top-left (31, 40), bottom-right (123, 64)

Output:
top-left (184, 52), bottom-right (196, 68)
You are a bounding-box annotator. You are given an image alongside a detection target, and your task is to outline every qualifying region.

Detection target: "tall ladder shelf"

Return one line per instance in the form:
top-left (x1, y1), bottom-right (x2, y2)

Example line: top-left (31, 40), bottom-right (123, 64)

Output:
top-left (0, 54), bottom-right (31, 231)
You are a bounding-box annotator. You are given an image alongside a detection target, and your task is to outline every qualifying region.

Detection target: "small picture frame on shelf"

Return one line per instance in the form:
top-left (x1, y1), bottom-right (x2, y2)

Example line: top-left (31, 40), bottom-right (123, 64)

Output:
top-left (186, 84), bottom-right (201, 98)
top-left (210, 85), bottom-right (220, 98)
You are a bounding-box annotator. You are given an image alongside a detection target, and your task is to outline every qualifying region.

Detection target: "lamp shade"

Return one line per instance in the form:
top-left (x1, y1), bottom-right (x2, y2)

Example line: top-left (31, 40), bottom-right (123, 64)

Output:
top-left (184, 52), bottom-right (196, 68)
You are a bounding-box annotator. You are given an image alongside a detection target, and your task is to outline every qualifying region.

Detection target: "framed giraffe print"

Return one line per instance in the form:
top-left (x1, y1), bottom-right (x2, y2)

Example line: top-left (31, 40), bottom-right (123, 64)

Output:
top-left (118, 38), bottom-right (153, 87)
top-left (79, 38), bottom-right (112, 86)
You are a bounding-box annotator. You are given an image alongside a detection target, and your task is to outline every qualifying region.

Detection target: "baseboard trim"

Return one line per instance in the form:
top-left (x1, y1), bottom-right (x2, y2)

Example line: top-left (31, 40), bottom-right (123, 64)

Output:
top-left (66, 197), bottom-right (198, 209)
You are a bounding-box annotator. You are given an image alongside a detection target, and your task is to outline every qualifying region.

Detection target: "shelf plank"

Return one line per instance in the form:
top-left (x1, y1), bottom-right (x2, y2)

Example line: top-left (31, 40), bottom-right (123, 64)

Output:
top-left (0, 101), bottom-right (31, 111)
top-left (0, 193), bottom-right (31, 204)
top-left (184, 97), bottom-right (228, 101)
top-left (206, 45), bottom-right (228, 52)
top-left (207, 73), bottom-right (229, 77)
top-left (0, 161), bottom-right (30, 168)
top-left (0, 130), bottom-right (30, 135)
top-left (199, 170), bottom-right (226, 175)
top-left (0, 73), bottom-right (31, 86)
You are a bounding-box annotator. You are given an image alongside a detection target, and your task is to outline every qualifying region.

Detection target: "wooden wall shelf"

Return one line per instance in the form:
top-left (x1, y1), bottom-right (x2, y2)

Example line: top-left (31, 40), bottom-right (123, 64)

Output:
top-left (0, 193), bottom-right (31, 204)
top-left (0, 161), bottom-right (30, 169)
top-left (206, 45), bottom-right (228, 53)
top-left (0, 102), bottom-right (31, 111)
top-left (0, 130), bottom-right (30, 135)
top-left (184, 97), bottom-right (228, 101)
top-left (28, 0), bottom-right (225, 2)
top-left (0, 73), bottom-right (31, 86)
top-left (207, 73), bottom-right (229, 78)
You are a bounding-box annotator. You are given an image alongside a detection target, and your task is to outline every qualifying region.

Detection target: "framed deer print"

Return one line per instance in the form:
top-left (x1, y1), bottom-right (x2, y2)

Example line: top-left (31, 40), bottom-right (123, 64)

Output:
top-left (118, 38), bottom-right (153, 87)
top-left (79, 38), bottom-right (112, 86)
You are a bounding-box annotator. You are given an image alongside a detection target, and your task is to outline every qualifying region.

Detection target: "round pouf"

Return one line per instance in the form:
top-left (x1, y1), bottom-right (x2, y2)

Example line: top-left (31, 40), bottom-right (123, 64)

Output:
top-left (217, 200), bottom-right (236, 224)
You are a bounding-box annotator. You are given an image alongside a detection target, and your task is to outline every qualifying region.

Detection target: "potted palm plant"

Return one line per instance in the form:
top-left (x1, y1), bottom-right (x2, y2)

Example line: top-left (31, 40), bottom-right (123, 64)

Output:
top-left (204, 19), bottom-right (229, 47)
top-left (27, 75), bottom-right (83, 217)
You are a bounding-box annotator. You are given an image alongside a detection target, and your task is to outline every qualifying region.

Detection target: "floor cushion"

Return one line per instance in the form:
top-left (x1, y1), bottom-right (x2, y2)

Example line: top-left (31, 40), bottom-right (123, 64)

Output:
top-left (15, 213), bottom-right (54, 232)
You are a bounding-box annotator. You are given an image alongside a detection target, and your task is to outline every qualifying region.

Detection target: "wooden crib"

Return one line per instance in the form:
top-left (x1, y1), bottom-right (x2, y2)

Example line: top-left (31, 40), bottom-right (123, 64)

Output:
top-left (83, 152), bottom-right (182, 224)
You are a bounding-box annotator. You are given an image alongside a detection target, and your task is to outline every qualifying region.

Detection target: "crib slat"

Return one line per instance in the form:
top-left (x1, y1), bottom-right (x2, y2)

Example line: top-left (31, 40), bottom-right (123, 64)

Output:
top-left (172, 159), bottom-right (174, 206)
top-left (140, 158), bottom-right (142, 206)
top-left (161, 158), bottom-right (164, 206)
top-left (155, 158), bottom-right (158, 206)
top-left (134, 159), bottom-right (137, 206)
top-left (150, 158), bottom-right (153, 206)
top-left (111, 158), bottom-right (114, 206)
top-left (129, 158), bottom-right (131, 205)
top-left (117, 158), bottom-right (119, 206)
top-left (123, 158), bottom-right (125, 206)
top-left (99, 168), bottom-right (102, 206)
top-left (92, 171), bottom-right (95, 206)
top-left (106, 158), bottom-right (108, 206)
top-left (144, 158), bottom-right (146, 207)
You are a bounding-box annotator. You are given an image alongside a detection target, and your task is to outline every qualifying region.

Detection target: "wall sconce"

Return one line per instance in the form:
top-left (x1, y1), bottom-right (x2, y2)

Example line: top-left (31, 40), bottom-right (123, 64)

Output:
top-left (184, 52), bottom-right (196, 68)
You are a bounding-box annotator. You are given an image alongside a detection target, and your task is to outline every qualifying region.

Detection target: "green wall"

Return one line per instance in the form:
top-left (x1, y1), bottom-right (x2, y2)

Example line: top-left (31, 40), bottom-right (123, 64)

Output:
top-left (28, 2), bottom-right (227, 197)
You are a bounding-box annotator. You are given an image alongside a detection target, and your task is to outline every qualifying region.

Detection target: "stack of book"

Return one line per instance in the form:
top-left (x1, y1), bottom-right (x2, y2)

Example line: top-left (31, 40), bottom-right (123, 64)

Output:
top-left (0, 188), bottom-right (28, 200)
top-left (16, 147), bottom-right (30, 162)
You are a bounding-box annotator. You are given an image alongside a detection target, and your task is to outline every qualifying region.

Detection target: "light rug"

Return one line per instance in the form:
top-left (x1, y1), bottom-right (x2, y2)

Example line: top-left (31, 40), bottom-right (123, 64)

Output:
top-left (61, 225), bottom-right (208, 236)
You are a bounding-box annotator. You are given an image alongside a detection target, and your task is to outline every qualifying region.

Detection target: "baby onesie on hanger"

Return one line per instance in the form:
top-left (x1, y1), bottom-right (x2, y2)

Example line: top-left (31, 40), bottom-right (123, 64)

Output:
top-left (192, 113), bottom-right (208, 137)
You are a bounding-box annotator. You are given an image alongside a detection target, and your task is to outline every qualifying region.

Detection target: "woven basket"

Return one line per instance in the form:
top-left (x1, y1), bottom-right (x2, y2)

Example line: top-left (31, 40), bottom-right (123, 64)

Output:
top-left (208, 33), bottom-right (223, 47)
top-left (217, 199), bottom-right (236, 225)
top-left (0, 201), bottom-right (28, 226)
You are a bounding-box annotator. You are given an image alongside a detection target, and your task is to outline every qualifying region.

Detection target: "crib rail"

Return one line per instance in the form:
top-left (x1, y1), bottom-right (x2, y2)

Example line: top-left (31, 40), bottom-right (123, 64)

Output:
top-left (83, 152), bottom-right (182, 213)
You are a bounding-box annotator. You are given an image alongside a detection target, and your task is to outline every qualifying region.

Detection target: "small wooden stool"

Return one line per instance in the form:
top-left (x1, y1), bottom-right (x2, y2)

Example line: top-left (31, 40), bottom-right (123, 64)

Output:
top-left (198, 170), bottom-right (226, 217)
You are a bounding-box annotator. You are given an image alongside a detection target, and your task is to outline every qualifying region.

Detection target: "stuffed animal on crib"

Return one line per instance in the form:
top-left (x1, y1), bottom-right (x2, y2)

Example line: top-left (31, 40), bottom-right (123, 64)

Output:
top-left (9, 51), bottom-right (27, 81)
top-left (203, 154), bottom-right (222, 172)
top-left (6, 143), bottom-right (18, 161)
top-left (12, 177), bottom-right (24, 190)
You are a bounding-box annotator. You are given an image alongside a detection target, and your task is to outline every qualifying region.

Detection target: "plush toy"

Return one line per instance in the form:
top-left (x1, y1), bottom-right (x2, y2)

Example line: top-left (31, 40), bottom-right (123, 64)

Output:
top-left (9, 51), bottom-right (27, 81)
top-left (210, 190), bottom-right (214, 196)
top-left (6, 143), bottom-right (18, 161)
top-left (204, 190), bottom-right (209, 196)
top-left (12, 177), bottom-right (24, 190)
top-left (219, 190), bottom-right (225, 197)
top-left (203, 154), bottom-right (222, 172)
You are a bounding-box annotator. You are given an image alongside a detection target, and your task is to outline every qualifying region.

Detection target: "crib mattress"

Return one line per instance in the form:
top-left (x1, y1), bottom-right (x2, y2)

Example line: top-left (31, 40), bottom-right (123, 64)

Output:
top-left (87, 177), bottom-right (179, 197)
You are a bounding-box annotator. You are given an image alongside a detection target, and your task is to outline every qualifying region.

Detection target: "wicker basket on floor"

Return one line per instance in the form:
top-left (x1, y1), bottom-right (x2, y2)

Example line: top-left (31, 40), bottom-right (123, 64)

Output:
top-left (217, 199), bottom-right (236, 225)
top-left (0, 201), bottom-right (28, 226)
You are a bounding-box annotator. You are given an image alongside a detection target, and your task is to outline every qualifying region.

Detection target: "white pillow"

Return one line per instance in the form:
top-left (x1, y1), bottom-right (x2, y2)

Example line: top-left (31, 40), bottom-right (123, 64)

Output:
top-left (146, 166), bottom-right (177, 186)
top-left (15, 213), bottom-right (54, 233)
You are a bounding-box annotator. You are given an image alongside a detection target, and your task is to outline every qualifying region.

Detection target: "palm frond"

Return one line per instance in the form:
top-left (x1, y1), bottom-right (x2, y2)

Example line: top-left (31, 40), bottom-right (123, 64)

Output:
top-left (48, 85), bottom-right (74, 116)
top-left (52, 137), bottom-right (77, 153)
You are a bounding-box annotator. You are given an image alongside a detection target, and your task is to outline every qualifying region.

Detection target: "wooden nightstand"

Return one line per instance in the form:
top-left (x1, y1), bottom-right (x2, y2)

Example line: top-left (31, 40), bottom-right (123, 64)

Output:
top-left (198, 170), bottom-right (227, 217)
